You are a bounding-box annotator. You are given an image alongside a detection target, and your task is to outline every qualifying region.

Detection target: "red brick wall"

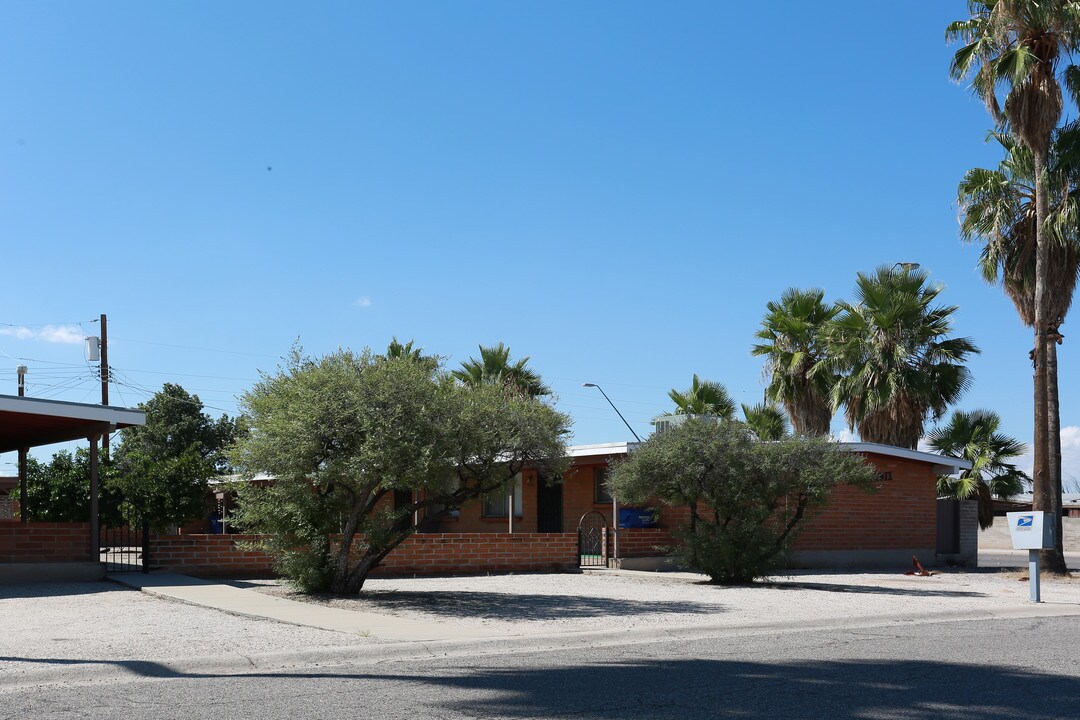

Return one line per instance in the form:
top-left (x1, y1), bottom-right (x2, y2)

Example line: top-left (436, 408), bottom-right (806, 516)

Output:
top-left (149, 531), bottom-right (580, 577)
top-left (794, 453), bottom-right (937, 551)
top-left (376, 533), bottom-right (577, 574)
top-left (617, 527), bottom-right (674, 557)
top-left (150, 534), bottom-right (273, 576)
top-left (0, 521), bottom-right (92, 562)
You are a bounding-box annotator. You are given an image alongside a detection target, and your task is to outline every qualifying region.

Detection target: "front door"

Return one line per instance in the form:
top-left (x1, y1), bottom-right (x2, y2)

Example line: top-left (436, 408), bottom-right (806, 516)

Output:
top-left (536, 475), bottom-right (563, 533)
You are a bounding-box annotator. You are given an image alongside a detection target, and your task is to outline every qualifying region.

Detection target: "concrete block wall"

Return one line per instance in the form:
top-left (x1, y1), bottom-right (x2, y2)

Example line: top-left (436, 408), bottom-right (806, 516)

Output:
top-left (958, 500), bottom-right (979, 565)
top-left (0, 521), bottom-right (92, 562)
top-left (979, 515), bottom-right (1080, 551)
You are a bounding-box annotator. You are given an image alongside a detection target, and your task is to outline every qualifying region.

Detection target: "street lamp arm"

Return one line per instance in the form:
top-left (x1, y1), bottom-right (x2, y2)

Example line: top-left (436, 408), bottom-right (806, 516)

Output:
top-left (582, 383), bottom-right (642, 443)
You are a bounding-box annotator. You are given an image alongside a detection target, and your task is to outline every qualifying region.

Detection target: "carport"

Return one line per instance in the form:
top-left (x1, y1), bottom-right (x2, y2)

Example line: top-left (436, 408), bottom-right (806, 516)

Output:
top-left (0, 394), bottom-right (145, 581)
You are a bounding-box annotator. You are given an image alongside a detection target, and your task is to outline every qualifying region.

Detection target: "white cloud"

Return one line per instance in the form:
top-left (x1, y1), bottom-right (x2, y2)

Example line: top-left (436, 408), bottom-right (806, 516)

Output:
top-left (353, 296), bottom-right (373, 309)
top-left (1009, 425), bottom-right (1080, 493)
top-left (0, 324), bottom-right (84, 345)
top-left (834, 428), bottom-right (858, 443)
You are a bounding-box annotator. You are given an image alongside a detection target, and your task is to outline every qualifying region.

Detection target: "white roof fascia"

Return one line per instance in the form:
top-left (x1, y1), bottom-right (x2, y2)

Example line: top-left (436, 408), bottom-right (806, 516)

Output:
top-left (0, 394), bottom-right (146, 426)
top-left (566, 442), bottom-right (638, 459)
top-left (210, 472), bottom-right (275, 485)
top-left (842, 441), bottom-right (973, 474)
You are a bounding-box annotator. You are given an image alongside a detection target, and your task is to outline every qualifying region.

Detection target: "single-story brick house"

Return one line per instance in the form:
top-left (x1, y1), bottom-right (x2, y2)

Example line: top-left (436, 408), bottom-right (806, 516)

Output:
top-left (163, 439), bottom-right (973, 576)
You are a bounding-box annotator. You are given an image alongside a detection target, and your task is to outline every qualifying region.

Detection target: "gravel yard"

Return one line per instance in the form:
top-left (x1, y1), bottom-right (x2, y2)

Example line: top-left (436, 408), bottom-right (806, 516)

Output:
top-left (239, 567), bottom-right (1080, 636)
top-left (2, 567), bottom-right (1077, 684)
top-left (0, 581), bottom-right (371, 680)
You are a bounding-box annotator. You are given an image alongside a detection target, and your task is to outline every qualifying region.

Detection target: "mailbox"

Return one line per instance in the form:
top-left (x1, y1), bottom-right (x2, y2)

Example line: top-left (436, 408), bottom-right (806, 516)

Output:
top-left (1006, 511), bottom-right (1055, 550)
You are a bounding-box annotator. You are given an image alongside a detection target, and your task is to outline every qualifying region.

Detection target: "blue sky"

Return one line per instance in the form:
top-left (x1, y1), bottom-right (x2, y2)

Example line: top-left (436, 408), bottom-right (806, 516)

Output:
top-left (1, 2), bottom-right (1077, 483)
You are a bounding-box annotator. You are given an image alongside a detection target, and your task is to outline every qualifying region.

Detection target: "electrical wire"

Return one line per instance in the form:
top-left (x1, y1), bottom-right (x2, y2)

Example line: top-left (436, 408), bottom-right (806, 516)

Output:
top-left (110, 337), bottom-right (279, 359)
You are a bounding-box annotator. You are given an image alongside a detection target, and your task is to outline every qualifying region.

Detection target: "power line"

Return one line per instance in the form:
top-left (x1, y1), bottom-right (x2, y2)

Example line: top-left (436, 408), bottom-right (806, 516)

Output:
top-left (0, 319), bottom-right (98, 328)
top-left (110, 337), bottom-right (279, 359)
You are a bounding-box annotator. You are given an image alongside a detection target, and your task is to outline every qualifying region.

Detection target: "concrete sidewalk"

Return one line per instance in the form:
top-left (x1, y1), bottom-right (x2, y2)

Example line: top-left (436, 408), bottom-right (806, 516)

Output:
top-left (107, 573), bottom-right (500, 642)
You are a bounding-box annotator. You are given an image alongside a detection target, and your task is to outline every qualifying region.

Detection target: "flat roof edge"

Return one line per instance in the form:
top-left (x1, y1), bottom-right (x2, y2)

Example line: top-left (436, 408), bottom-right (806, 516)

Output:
top-left (0, 394), bottom-right (146, 426)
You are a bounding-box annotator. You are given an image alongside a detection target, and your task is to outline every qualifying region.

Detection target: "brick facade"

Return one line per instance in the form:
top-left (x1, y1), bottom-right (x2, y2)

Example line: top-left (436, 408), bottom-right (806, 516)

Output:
top-left (0, 521), bottom-right (92, 562)
top-left (794, 453), bottom-right (937, 553)
top-left (165, 445), bottom-right (946, 575)
top-left (149, 531), bottom-right (580, 578)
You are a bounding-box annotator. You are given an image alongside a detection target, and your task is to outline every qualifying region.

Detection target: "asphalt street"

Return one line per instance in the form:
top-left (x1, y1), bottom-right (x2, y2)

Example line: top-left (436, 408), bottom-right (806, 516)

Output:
top-left (3, 614), bottom-right (1078, 719)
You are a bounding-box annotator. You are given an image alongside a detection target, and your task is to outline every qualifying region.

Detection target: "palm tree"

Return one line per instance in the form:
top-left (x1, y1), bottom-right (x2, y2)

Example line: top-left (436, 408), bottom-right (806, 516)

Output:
top-left (948, 0), bottom-right (1080, 572)
top-left (928, 409), bottom-right (1030, 530)
top-left (667, 375), bottom-right (735, 419)
top-left (751, 288), bottom-right (838, 435)
top-left (452, 343), bottom-right (550, 397)
top-left (822, 266), bottom-right (980, 450)
top-left (385, 337), bottom-right (423, 361)
top-left (957, 124), bottom-right (1080, 561)
top-left (741, 402), bottom-right (789, 441)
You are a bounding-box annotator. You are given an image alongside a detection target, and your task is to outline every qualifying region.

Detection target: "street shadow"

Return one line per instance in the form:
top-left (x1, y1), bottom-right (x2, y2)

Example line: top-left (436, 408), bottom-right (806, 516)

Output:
top-left (338, 589), bottom-right (722, 621)
top-left (0, 581), bottom-right (133, 600)
top-left (760, 580), bottom-right (988, 598)
top-left (3, 656), bottom-right (1076, 719)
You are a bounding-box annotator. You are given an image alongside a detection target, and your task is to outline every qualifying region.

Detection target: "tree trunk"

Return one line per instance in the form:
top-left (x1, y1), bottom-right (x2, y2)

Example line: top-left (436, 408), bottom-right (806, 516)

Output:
top-left (1046, 338), bottom-right (1067, 573)
top-left (1031, 151), bottom-right (1063, 572)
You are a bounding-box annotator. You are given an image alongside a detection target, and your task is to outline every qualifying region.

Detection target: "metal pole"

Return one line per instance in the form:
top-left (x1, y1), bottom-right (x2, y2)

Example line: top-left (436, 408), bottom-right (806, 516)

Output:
top-left (508, 488), bottom-right (514, 534)
top-left (611, 494), bottom-right (619, 565)
top-left (1029, 549), bottom-right (1041, 603)
top-left (18, 448), bottom-right (27, 524)
top-left (89, 434), bottom-right (100, 562)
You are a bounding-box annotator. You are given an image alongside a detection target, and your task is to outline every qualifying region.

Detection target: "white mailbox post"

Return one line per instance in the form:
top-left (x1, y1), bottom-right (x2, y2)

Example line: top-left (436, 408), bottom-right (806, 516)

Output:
top-left (1006, 511), bottom-right (1055, 602)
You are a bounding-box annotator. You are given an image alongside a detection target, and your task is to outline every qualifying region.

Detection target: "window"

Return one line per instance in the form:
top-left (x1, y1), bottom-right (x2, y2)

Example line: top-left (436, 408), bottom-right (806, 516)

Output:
top-left (594, 467), bottom-right (613, 503)
top-left (483, 474), bottom-right (524, 517)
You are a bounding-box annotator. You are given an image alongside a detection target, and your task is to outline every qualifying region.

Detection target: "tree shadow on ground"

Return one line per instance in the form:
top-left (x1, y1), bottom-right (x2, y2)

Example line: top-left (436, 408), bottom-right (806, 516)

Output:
top-left (2, 656), bottom-right (1076, 719)
top-left (341, 589), bottom-right (722, 621)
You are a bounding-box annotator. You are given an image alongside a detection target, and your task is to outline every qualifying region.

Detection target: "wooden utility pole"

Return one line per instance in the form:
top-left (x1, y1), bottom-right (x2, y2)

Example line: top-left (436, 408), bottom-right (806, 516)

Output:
top-left (17, 365), bottom-right (27, 524)
top-left (100, 313), bottom-right (110, 460)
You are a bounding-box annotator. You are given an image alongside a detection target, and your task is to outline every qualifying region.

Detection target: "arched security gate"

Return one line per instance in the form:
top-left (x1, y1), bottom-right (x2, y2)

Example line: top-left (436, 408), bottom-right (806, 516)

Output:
top-left (577, 510), bottom-right (608, 568)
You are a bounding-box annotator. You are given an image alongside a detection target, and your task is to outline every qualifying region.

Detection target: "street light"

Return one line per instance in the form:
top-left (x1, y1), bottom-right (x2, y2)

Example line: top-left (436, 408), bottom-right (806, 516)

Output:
top-left (582, 383), bottom-right (642, 442)
top-left (583, 382), bottom-right (642, 566)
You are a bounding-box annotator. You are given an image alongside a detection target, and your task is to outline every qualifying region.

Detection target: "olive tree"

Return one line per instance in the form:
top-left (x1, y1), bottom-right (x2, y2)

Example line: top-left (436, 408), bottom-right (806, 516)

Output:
top-left (608, 418), bottom-right (877, 584)
top-left (231, 346), bottom-right (569, 595)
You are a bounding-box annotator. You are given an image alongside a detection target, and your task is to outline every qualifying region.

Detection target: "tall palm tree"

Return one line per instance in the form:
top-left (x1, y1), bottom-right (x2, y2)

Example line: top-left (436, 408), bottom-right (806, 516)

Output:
top-left (452, 343), bottom-right (550, 397)
top-left (821, 266), bottom-right (980, 450)
top-left (751, 288), bottom-right (838, 435)
top-left (741, 402), bottom-right (789, 441)
top-left (948, 0), bottom-right (1080, 572)
top-left (667, 375), bottom-right (735, 419)
top-left (957, 124), bottom-right (1080, 562)
top-left (928, 409), bottom-right (1030, 530)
